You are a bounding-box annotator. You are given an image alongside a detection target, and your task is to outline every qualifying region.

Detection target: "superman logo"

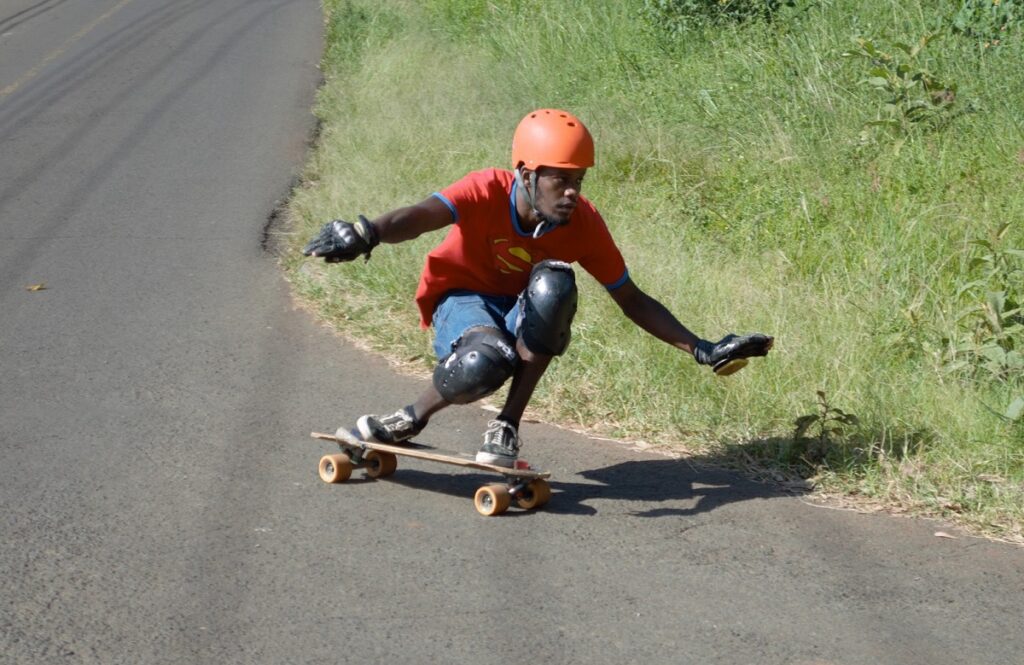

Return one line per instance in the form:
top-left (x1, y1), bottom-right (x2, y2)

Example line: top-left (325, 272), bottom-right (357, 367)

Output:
top-left (493, 238), bottom-right (535, 274)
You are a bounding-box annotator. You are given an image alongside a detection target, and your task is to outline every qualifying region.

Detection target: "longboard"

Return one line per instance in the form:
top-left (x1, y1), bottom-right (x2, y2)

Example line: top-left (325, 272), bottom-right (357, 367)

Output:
top-left (311, 430), bottom-right (552, 516)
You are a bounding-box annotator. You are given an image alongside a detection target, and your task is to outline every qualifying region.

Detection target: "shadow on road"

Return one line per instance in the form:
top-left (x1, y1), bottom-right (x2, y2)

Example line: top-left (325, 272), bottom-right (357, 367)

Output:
top-left (368, 456), bottom-right (791, 517)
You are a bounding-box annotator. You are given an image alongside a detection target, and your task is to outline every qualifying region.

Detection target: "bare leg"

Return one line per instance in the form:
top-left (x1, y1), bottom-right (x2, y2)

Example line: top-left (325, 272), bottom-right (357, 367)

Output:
top-left (410, 385), bottom-right (449, 425)
top-left (497, 340), bottom-right (553, 427)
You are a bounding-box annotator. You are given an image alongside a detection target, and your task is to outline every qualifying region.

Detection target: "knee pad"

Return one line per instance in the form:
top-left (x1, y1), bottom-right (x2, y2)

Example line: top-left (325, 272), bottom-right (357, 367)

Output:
top-left (433, 328), bottom-right (517, 404)
top-left (518, 260), bottom-right (578, 356)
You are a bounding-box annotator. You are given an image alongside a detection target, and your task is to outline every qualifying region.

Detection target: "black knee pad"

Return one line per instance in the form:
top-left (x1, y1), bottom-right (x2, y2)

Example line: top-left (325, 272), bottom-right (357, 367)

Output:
top-left (518, 260), bottom-right (578, 356)
top-left (433, 328), bottom-right (517, 404)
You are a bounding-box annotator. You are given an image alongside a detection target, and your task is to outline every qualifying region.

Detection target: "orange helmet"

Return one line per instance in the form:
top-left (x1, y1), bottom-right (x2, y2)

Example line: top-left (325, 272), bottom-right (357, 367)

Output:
top-left (511, 109), bottom-right (594, 170)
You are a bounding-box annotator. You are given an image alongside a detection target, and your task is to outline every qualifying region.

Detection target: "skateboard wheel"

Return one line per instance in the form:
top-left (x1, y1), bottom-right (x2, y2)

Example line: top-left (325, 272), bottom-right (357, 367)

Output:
top-left (318, 453), bottom-right (352, 484)
top-left (515, 479), bottom-right (551, 510)
top-left (714, 358), bottom-right (749, 376)
top-left (474, 484), bottom-right (511, 517)
top-left (364, 451), bottom-right (398, 479)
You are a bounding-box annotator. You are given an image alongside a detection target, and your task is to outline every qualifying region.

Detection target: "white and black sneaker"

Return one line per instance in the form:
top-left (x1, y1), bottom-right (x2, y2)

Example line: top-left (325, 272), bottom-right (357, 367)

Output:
top-left (356, 406), bottom-right (423, 444)
top-left (475, 419), bottom-right (520, 468)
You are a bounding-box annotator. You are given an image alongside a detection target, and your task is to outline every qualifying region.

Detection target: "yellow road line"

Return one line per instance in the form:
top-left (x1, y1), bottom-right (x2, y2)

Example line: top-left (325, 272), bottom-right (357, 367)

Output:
top-left (0, 0), bottom-right (135, 100)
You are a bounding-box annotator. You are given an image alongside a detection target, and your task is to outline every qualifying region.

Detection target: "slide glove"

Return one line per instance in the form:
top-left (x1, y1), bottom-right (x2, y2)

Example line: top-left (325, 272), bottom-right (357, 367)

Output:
top-left (694, 333), bottom-right (774, 376)
top-left (302, 215), bottom-right (379, 263)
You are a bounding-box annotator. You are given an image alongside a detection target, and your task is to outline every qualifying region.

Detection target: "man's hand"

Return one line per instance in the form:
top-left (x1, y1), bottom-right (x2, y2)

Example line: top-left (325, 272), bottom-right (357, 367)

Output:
top-left (302, 215), bottom-right (379, 263)
top-left (694, 333), bottom-right (774, 376)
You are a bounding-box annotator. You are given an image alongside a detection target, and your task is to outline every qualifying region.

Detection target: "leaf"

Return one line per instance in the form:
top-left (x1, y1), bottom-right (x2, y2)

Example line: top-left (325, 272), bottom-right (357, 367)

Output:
top-left (25, 283), bottom-right (47, 291)
top-left (943, 360), bottom-right (970, 373)
top-left (1005, 396), bottom-right (1024, 421)
top-left (837, 413), bottom-right (861, 426)
top-left (934, 531), bottom-right (958, 539)
top-left (987, 291), bottom-right (1007, 316)
top-left (979, 344), bottom-right (1006, 364)
top-left (794, 415), bottom-right (818, 438)
top-left (1003, 323), bottom-right (1024, 337)
top-left (956, 279), bottom-right (987, 297)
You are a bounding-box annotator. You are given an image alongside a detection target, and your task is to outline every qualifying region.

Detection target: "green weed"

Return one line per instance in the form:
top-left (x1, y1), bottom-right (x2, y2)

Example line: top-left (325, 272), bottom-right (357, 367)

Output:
top-left (946, 224), bottom-right (1024, 425)
top-left (951, 0), bottom-right (1022, 45)
top-left (791, 390), bottom-right (860, 464)
top-left (640, 0), bottom-right (801, 35)
top-left (843, 32), bottom-right (970, 142)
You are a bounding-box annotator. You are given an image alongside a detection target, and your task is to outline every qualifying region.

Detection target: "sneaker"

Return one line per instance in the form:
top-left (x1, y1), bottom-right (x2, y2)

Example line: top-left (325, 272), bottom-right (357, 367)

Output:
top-left (475, 419), bottom-right (520, 468)
top-left (356, 406), bottom-right (423, 444)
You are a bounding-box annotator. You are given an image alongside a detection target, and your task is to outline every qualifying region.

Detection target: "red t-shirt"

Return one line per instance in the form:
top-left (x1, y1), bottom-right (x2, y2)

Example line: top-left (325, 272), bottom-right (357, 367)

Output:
top-left (414, 168), bottom-right (629, 327)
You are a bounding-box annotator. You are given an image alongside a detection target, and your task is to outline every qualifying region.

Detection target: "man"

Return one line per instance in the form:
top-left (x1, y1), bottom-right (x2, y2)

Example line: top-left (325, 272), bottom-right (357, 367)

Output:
top-left (303, 109), bottom-right (773, 467)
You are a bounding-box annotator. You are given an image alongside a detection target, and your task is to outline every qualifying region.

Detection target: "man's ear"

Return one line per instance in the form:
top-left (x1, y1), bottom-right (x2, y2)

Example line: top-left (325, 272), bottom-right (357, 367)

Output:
top-left (516, 164), bottom-right (532, 189)
top-left (520, 167), bottom-right (536, 192)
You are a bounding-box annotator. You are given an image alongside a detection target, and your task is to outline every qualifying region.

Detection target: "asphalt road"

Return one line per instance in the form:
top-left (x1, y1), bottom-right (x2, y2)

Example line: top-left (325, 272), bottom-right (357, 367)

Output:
top-left (1, 2), bottom-right (1021, 664)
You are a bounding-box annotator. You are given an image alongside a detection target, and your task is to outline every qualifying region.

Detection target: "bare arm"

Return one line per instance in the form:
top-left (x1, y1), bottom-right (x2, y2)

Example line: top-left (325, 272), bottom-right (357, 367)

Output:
top-left (302, 195), bottom-right (454, 262)
top-left (608, 278), bottom-right (702, 356)
top-left (370, 196), bottom-right (453, 244)
top-left (608, 277), bottom-right (775, 374)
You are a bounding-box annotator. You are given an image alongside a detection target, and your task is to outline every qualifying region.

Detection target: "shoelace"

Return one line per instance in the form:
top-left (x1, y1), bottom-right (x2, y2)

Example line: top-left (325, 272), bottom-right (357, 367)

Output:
top-left (382, 411), bottom-right (415, 434)
top-left (485, 421), bottom-right (518, 450)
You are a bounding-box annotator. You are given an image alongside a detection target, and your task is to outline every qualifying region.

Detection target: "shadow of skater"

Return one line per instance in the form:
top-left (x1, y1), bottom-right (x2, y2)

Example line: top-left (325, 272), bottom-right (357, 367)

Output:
top-left (549, 459), bottom-right (788, 517)
top-left (378, 458), bottom-right (789, 517)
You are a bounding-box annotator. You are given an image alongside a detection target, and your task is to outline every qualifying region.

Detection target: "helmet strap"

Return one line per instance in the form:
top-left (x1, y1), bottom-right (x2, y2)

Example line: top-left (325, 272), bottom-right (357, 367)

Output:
top-left (514, 167), bottom-right (537, 210)
top-left (515, 167), bottom-right (564, 239)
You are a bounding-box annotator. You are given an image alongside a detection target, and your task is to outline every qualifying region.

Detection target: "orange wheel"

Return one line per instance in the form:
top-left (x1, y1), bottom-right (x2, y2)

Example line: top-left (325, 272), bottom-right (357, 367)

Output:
top-left (515, 479), bottom-right (551, 510)
top-left (474, 484), bottom-right (511, 516)
top-left (364, 451), bottom-right (398, 478)
top-left (318, 453), bottom-right (352, 483)
top-left (714, 358), bottom-right (749, 376)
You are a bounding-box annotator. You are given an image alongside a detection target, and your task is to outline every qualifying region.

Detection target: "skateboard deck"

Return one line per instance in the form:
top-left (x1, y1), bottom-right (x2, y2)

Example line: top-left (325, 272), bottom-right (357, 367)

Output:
top-left (311, 430), bottom-right (552, 516)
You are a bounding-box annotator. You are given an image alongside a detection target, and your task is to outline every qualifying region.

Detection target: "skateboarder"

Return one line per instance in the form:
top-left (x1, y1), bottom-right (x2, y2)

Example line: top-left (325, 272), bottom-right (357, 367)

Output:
top-left (303, 109), bottom-right (773, 468)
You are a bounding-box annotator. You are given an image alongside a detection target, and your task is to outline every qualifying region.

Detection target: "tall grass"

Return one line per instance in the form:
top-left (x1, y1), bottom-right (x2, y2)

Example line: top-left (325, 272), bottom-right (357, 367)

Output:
top-left (286, 0), bottom-right (1024, 540)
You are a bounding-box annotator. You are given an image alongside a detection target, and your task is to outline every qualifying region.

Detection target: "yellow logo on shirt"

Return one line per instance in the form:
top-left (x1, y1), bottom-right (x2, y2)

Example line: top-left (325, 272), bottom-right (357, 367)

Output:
top-left (493, 239), bottom-right (534, 274)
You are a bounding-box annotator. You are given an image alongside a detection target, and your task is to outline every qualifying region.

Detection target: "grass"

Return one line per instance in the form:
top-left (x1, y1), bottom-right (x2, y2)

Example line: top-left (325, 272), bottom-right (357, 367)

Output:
top-left (284, 0), bottom-right (1024, 543)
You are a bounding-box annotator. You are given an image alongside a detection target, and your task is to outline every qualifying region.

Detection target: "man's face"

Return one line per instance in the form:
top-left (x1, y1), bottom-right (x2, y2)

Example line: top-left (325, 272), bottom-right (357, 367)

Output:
top-left (531, 166), bottom-right (586, 223)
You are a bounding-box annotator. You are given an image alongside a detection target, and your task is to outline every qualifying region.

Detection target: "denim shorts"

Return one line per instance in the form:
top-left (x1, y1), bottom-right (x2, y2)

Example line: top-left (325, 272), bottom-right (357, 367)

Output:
top-left (431, 291), bottom-right (521, 360)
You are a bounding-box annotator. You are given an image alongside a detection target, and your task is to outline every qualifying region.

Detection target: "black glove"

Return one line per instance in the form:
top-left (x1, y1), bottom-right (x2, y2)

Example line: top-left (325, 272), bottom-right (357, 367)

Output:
top-left (694, 333), bottom-right (774, 376)
top-left (302, 215), bottom-right (379, 263)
